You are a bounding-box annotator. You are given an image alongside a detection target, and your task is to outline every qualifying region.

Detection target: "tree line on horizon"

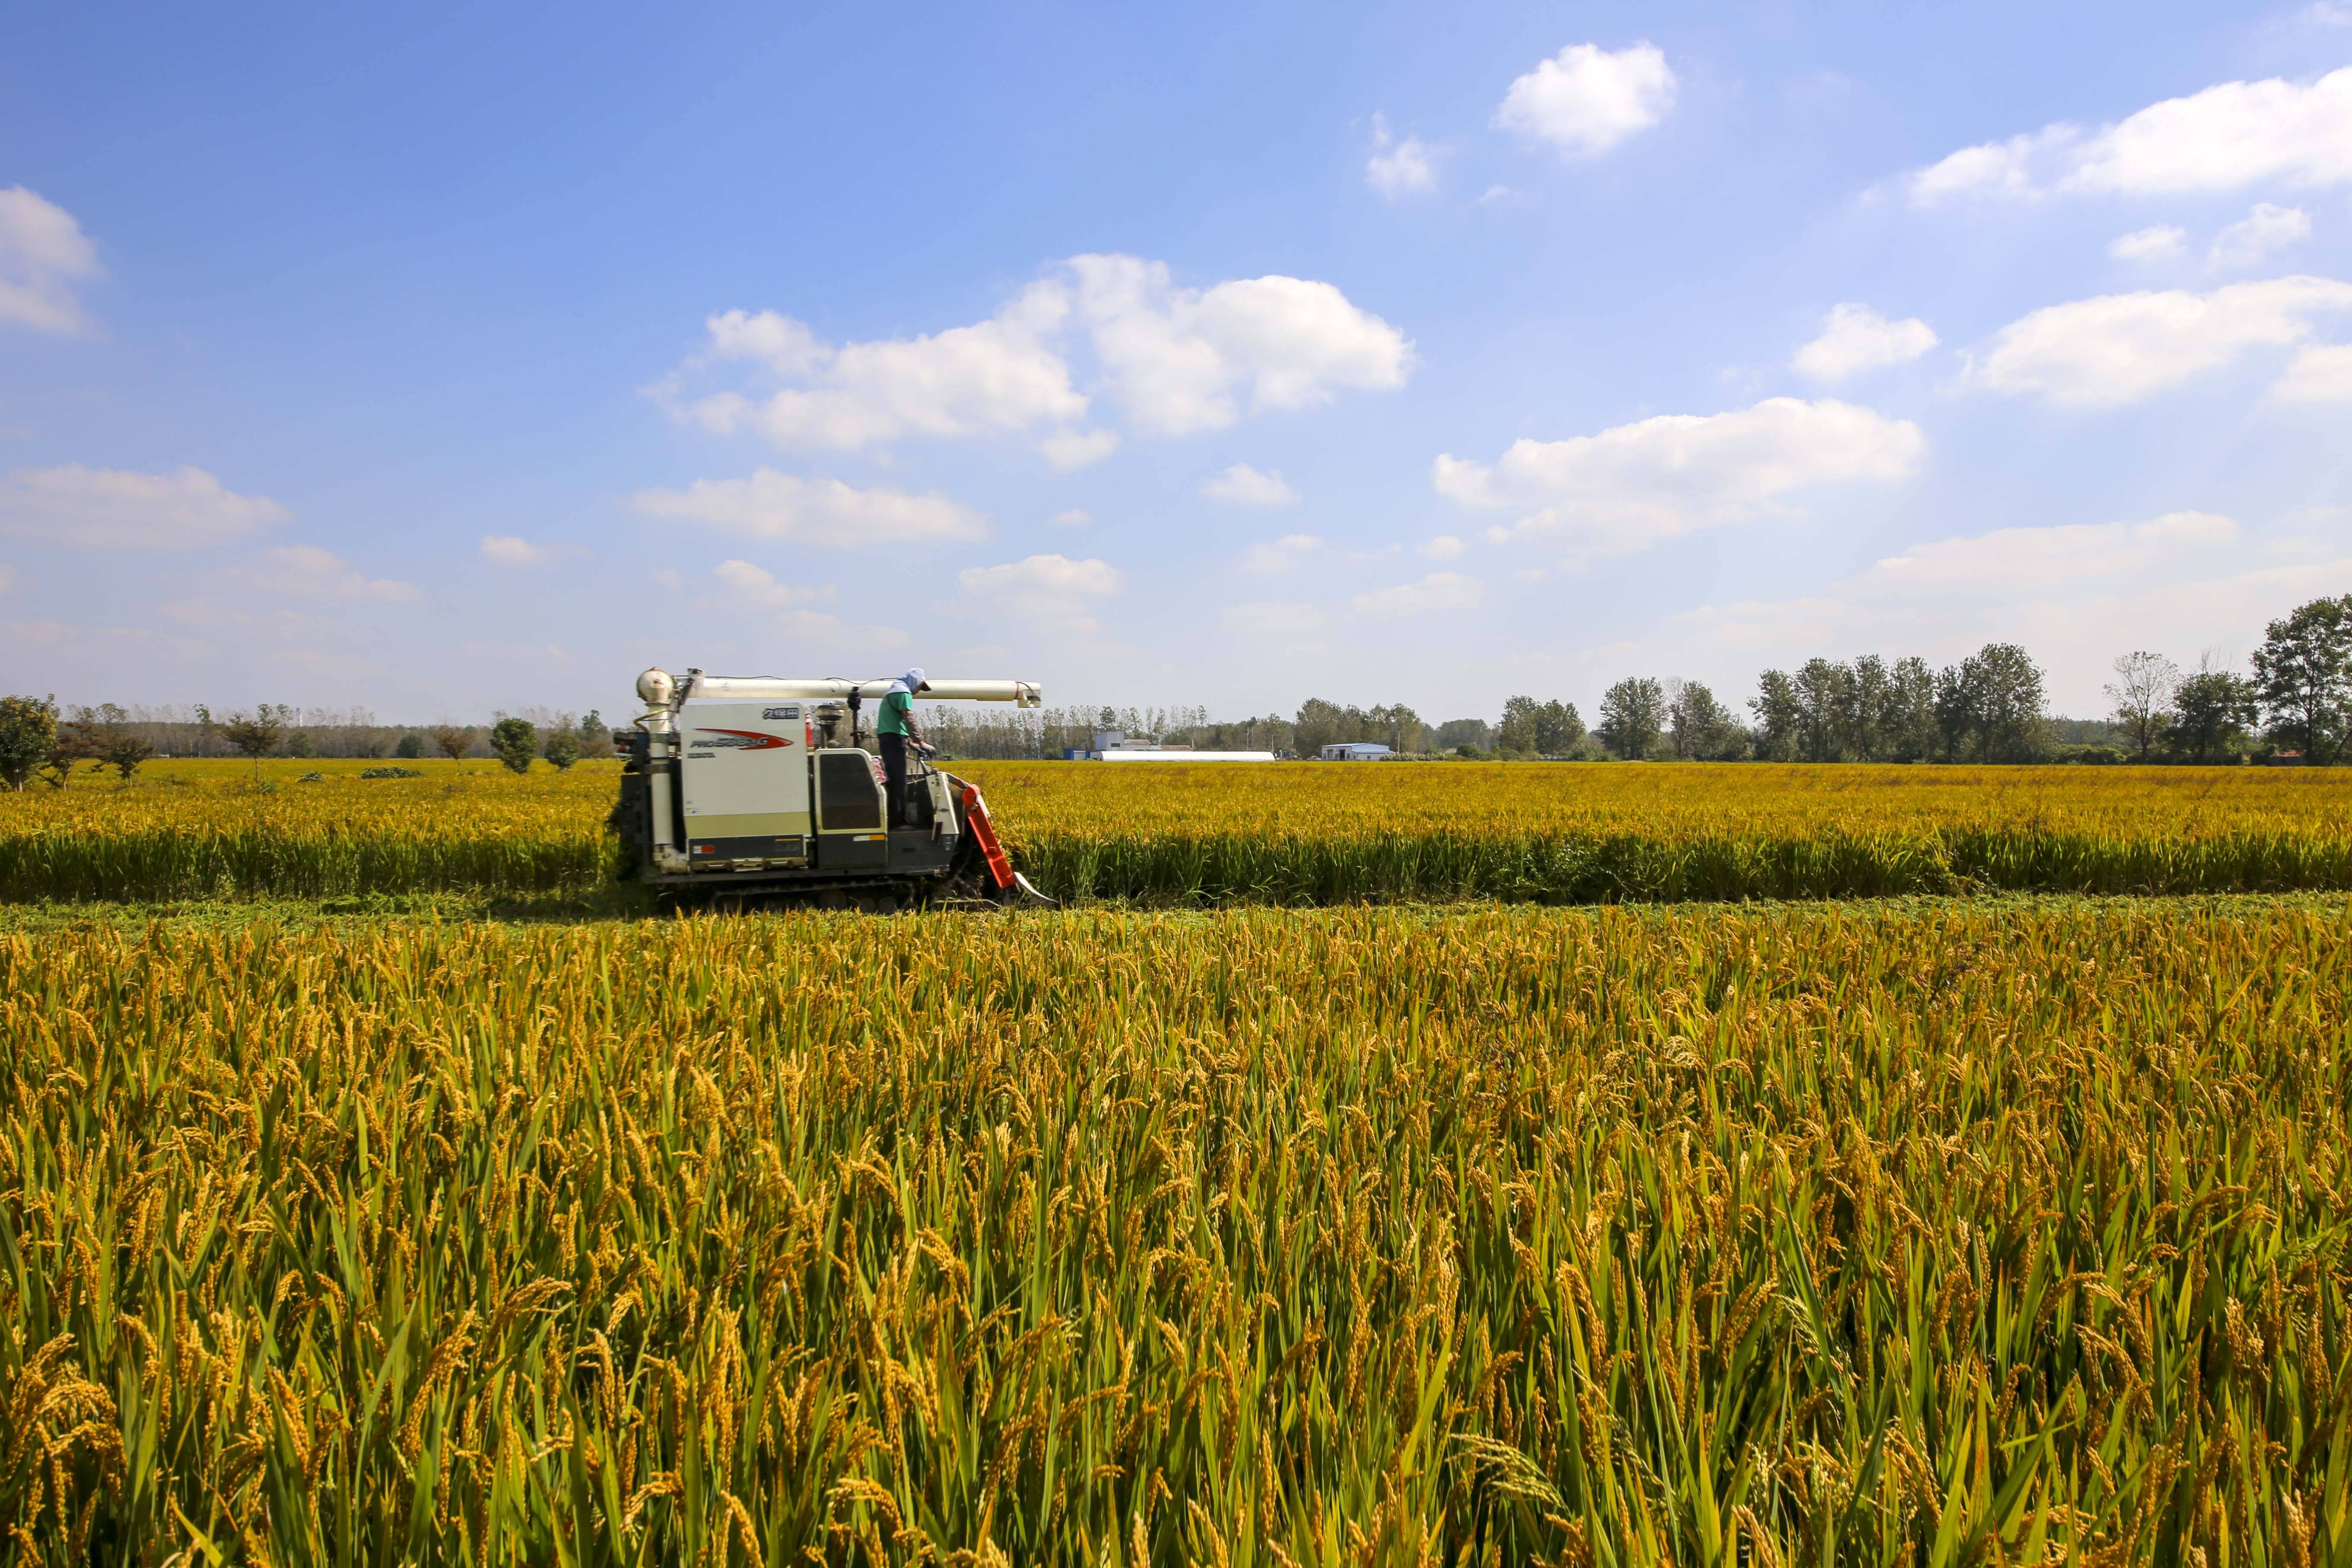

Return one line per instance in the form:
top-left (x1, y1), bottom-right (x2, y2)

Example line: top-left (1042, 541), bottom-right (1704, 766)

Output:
top-left (0, 702), bottom-right (619, 789)
top-left (3, 593), bottom-right (2345, 782)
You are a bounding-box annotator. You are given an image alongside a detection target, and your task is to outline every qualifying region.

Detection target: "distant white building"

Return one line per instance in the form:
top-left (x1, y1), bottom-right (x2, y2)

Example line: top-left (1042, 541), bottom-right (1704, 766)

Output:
top-left (1072, 729), bottom-right (1275, 762)
top-left (1320, 742), bottom-right (1393, 761)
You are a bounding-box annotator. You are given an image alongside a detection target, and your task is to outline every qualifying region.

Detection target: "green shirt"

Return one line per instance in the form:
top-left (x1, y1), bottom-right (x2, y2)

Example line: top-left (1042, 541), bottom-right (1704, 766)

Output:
top-left (877, 689), bottom-right (914, 736)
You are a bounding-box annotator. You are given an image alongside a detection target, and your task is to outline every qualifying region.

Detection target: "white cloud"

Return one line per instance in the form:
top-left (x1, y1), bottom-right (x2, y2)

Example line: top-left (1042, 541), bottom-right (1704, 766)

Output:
top-left (1864, 511), bottom-right (2239, 594)
top-left (1420, 534), bottom-right (1465, 559)
top-left (1349, 572), bottom-right (1481, 616)
top-left (1495, 43), bottom-right (1676, 158)
top-left (0, 187), bottom-right (99, 334)
top-left (2209, 203), bottom-right (2312, 270)
top-left (705, 562), bottom-right (890, 645)
top-left (1221, 600), bottom-right (1328, 633)
top-left (2271, 342), bottom-right (2352, 401)
top-left (653, 567), bottom-right (684, 592)
top-left (957, 552), bottom-right (1123, 630)
top-left (1066, 255), bottom-right (1413, 436)
top-left (1791, 303), bottom-right (1938, 381)
top-left (2110, 225), bottom-right (2187, 262)
top-left (1240, 534), bottom-right (1322, 573)
top-left (659, 253), bottom-right (1412, 456)
top-left (673, 287), bottom-right (1083, 452)
top-left (1907, 66), bottom-right (2352, 204)
top-left (712, 559), bottom-right (836, 607)
top-left (1433, 397), bottom-right (1924, 556)
top-left (1040, 428), bottom-right (1120, 469)
top-left (0, 465), bottom-right (293, 548)
top-left (1969, 276), bottom-right (2352, 405)
top-left (1366, 114), bottom-right (1437, 197)
top-left (1202, 463), bottom-right (1301, 506)
top-left (480, 535), bottom-right (552, 565)
top-left (236, 545), bottom-right (423, 603)
top-left (1050, 508), bottom-right (1092, 527)
top-left (630, 468), bottom-right (987, 546)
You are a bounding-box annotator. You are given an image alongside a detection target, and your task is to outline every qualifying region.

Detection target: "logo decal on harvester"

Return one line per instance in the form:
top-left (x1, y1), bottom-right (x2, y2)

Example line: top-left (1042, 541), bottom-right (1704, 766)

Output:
top-left (689, 728), bottom-right (792, 750)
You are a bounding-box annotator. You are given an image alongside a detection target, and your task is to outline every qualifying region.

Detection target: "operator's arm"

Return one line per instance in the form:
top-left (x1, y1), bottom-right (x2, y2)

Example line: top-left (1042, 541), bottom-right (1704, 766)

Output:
top-left (905, 702), bottom-right (928, 748)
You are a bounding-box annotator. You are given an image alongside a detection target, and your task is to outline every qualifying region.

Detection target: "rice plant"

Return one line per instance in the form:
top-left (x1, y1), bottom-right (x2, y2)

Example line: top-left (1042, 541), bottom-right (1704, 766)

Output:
top-left (2, 896), bottom-right (2346, 1562)
top-left (3, 757), bottom-right (2349, 905)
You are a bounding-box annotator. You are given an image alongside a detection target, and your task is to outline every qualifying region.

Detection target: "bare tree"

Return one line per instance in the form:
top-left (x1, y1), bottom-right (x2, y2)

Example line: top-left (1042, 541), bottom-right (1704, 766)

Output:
top-left (2104, 651), bottom-right (2181, 761)
top-left (431, 725), bottom-right (472, 762)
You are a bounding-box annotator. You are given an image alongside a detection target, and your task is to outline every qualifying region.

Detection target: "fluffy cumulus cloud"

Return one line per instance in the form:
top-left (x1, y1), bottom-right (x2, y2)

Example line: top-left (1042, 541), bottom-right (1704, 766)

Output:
top-left (630, 468), bottom-right (986, 547)
top-left (1202, 463), bottom-right (1301, 506)
top-left (1969, 276), bottom-right (2352, 405)
top-left (1049, 508), bottom-right (1092, 527)
top-left (1792, 304), bottom-right (1939, 382)
top-left (1908, 66), bottom-right (2352, 204)
top-left (1239, 534), bottom-right (1322, 573)
top-left (1349, 572), bottom-right (1481, 616)
top-left (1495, 43), bottom-right (1676, 158)
top-left (657, 254), bottom-right (1411, 460)
top-left (2110, 226), bottom-right (2187, 262)
top-left (1420, 534), bottom-right (1465, 558)
top-left (1864, 511), bottom-right (2239, 594)
top-left (1433, 397), bottom-right (1924, 556)
top-left (676, 290), bottom-right (1082, 453)
top-left (1366, 113), bottom-right (1436, 198)
top-left (0, 465), bottom-right (293, 548)
top-left (1067, 255), bottom-right (1413, 436)
top-left (234, 545), bottom-right (421, 603)
top-left (0, 187), bottom-right (100, 333)
top-left (2272, 342), bottom-right (2352, 401)
top-left (2208, 204), bottom-right (2313, 270)
top-left (957, 553), bottom-right (1122, 631)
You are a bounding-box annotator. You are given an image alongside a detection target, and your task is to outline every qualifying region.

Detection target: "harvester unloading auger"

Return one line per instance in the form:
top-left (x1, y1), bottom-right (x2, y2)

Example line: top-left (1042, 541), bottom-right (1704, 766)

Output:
top-left (610, 667), bottom-right (1056, 909)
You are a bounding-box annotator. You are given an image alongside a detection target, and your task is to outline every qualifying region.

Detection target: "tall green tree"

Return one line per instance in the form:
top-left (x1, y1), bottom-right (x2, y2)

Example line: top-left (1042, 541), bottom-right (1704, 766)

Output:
top-left (1748, 671), bottom-right (1801, 761)
top-left (1667, 680), bottom-right (1742, 760)
top-left (1792, 658), bottom-right (1852, 762)
top-left (1292, 699), bottom-right (1354, 756)
top-left (1495, 696), bottom-right (1542, 757)
top-left (1964, 643), bottom-right (2050, 763)
top-left (1596, 677), bottom-right (1666, 760)
top-left (542, 719), bottom-right (583, 771)
top-left (2253, 595), bottom-right (2351, 763)
top-left (490, 717), bottom-right (539, 773)
top-left (1879, 657), bottom-right (1939, 762)
top-left (0, 695), bottom-right (58, 791)
top-left (2170, 664), bottom-right (2259, 764)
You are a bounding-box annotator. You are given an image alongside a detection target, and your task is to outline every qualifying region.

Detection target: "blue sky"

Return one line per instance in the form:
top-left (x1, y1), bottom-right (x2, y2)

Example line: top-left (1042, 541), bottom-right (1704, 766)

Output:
top-left (3, 1), bottom-right (2348, 724)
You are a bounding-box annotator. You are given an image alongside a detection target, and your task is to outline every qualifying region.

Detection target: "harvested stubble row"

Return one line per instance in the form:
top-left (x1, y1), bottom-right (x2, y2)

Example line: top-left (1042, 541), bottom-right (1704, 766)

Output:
top-left (4, 898), bottom-right (2349, 1562)
top-left (5, 757), bottom-right (2352, 904)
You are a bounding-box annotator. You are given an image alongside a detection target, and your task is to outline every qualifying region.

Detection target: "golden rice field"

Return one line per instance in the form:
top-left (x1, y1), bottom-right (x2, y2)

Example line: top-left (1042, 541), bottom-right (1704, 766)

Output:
top-left (3, 896), bottom-right (2347, 1564)
top-left (4, 756), bottom-right (2352, 904)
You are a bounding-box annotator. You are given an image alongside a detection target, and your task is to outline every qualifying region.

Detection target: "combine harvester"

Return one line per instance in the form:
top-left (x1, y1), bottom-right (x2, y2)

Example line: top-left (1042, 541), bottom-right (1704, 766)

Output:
top-left (611, 667), bottom-right (1055, 910)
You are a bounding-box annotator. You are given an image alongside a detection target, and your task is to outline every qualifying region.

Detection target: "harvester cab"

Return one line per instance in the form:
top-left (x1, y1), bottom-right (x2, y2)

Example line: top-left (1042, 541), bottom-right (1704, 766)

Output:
top-left (610, 666), bottom-right (1053, 908)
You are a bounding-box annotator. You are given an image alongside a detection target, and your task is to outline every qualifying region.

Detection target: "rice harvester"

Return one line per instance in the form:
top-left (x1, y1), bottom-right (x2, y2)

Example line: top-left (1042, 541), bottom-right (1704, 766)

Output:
top-left (610, 666), bottom-right (1053, 907)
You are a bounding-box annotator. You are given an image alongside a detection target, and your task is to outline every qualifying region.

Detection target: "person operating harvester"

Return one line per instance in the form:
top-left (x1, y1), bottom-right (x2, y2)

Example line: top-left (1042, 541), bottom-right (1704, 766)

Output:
top-left (876, 667), bottom-right (931, 826)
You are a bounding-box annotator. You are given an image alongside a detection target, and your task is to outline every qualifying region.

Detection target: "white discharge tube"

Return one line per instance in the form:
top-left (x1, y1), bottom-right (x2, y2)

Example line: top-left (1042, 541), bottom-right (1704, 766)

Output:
top-left (663, 673), bottom-right (1041, 706)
